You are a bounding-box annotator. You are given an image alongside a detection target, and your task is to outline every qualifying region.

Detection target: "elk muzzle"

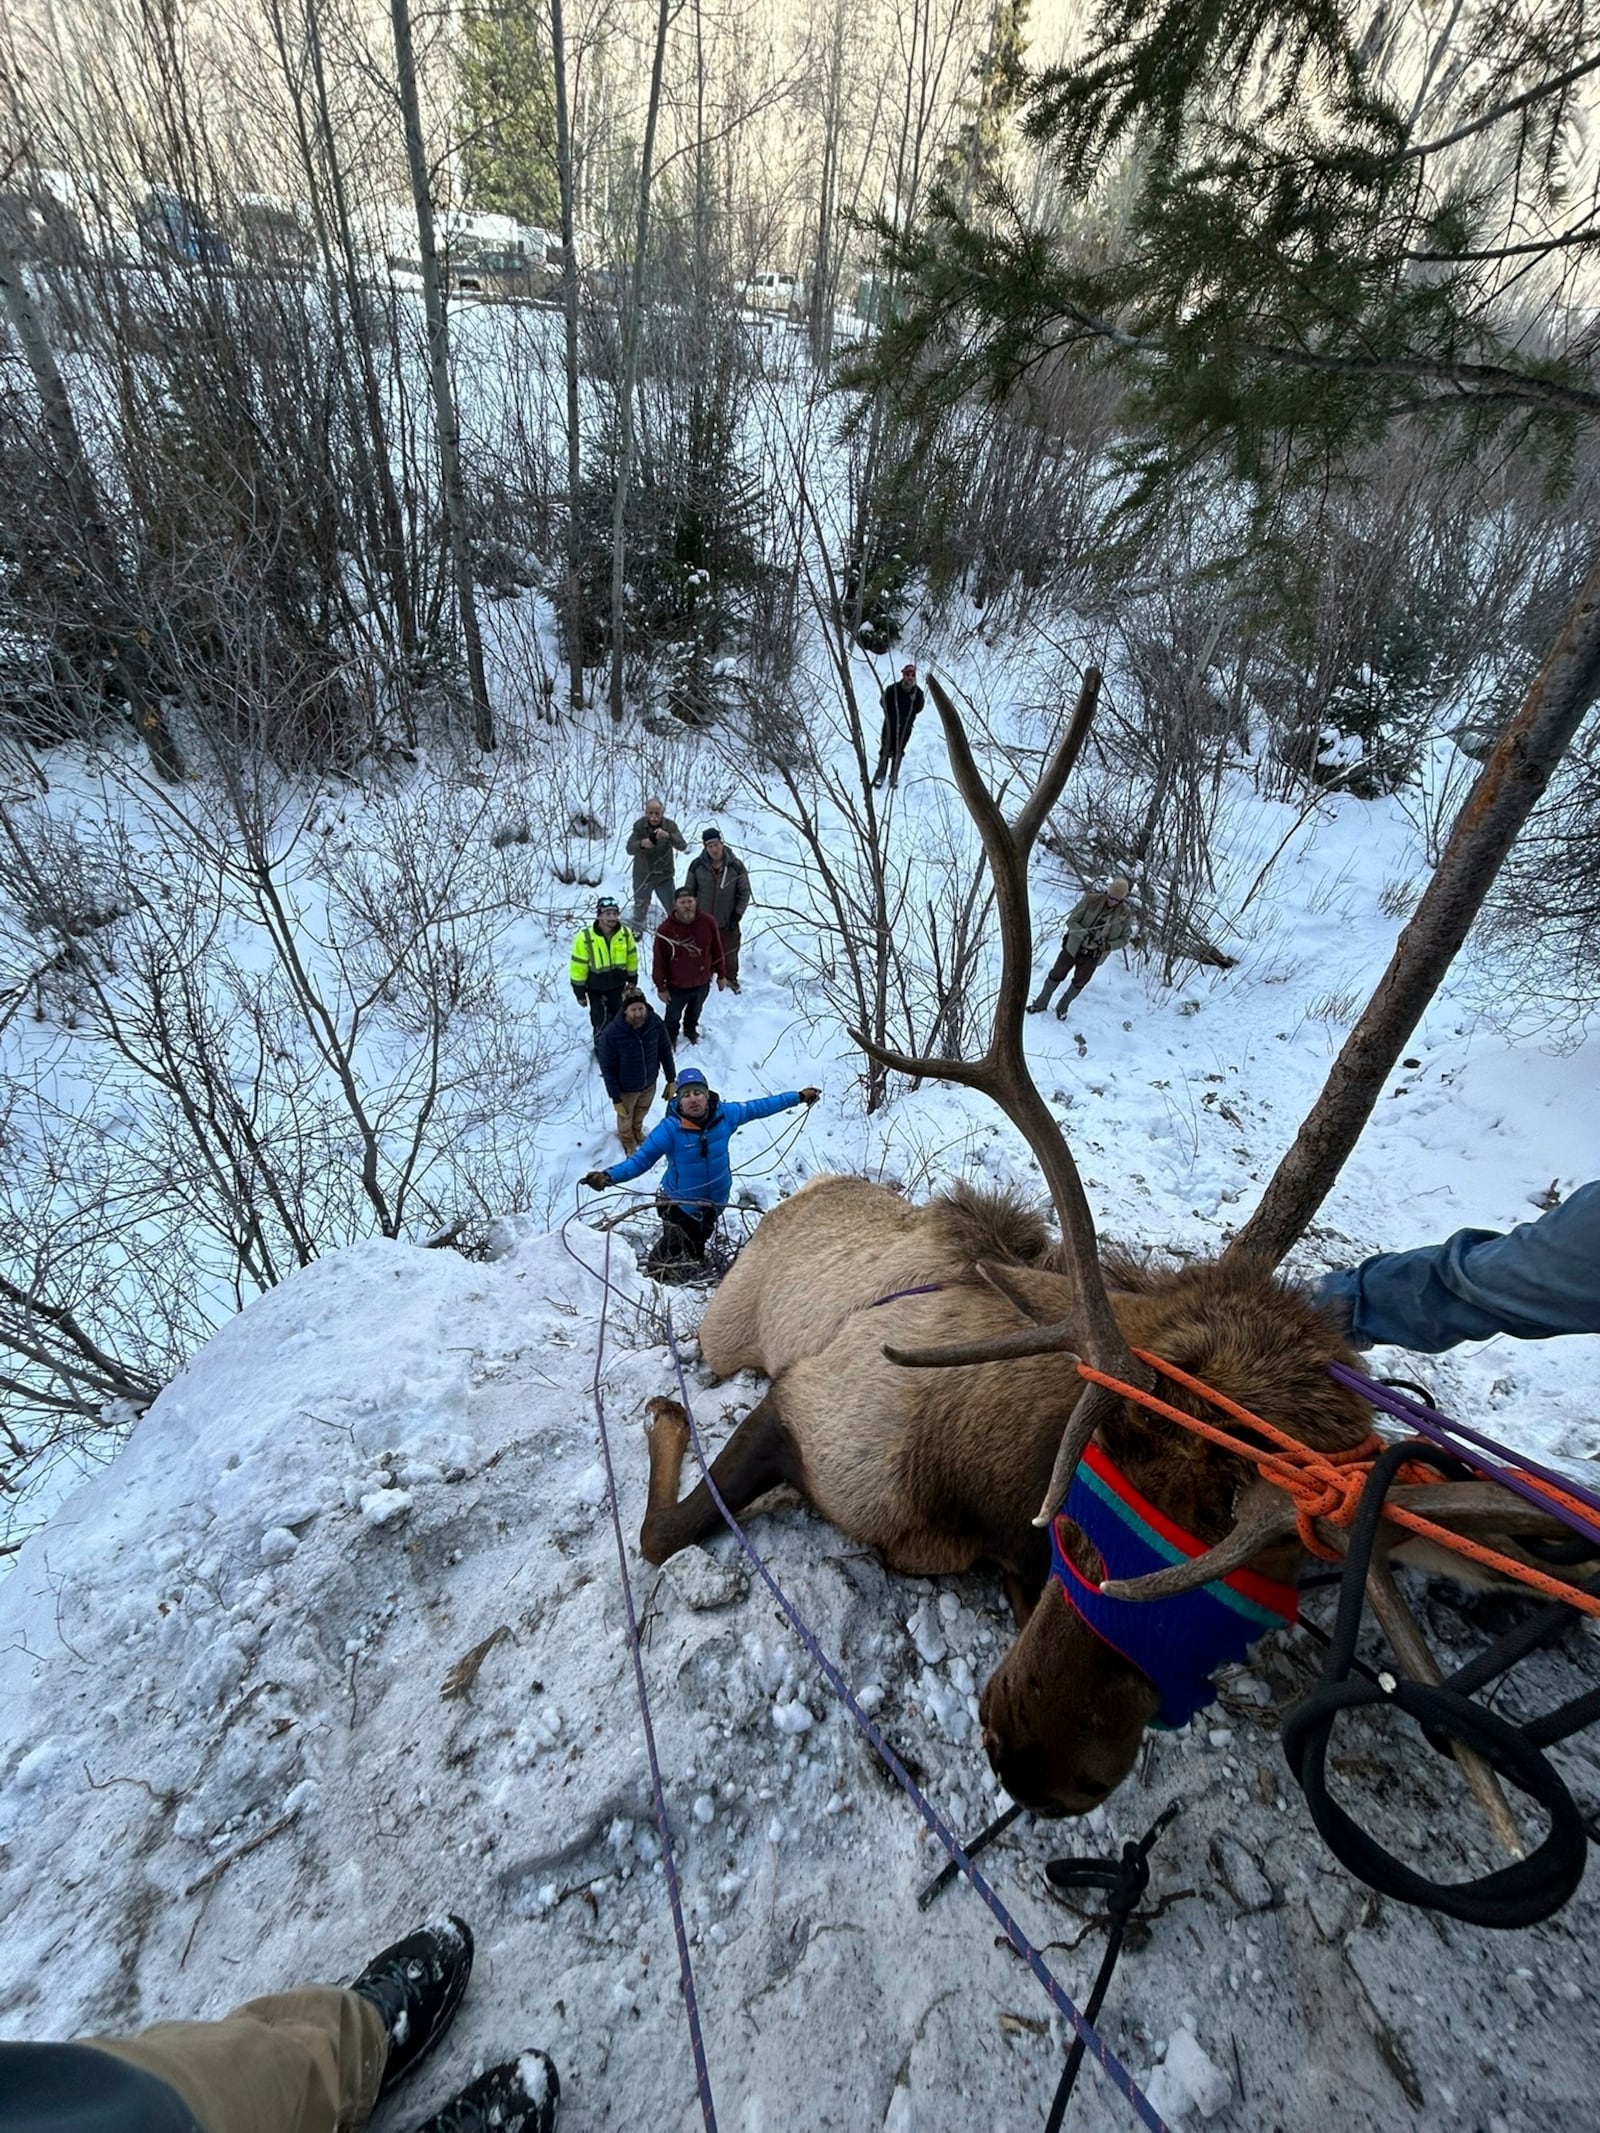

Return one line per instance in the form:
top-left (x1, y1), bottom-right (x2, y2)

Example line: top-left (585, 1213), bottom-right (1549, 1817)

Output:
top-left (977, 1589), bottom-right (1160, 1815)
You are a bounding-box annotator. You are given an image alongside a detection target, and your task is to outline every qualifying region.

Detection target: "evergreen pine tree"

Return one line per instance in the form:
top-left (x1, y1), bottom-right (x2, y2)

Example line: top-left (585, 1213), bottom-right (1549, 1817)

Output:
top-left (457, 3), bottom-right (560, 228)
top-left (863, 0), bottom-right (1600, 488)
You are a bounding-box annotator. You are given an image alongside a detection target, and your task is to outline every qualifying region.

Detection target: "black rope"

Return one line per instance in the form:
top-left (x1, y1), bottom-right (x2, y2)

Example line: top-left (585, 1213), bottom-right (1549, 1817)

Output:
top-left (917, 1801), bottom-right (1024, 1909)
top-left (1281, 1439), bottom-right (1597, 1928)
top-left (1041, 1803), bottom-right (1182, 2133)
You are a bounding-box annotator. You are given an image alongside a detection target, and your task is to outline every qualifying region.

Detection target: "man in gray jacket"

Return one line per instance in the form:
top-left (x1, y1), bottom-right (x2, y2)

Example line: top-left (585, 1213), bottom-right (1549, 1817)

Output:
top-left (626, 797), bottom-right (688, 930)
top-left (1028, 876), bottom-right (1135, 1018)
top-left (685, 827), bottom-right (753, 991)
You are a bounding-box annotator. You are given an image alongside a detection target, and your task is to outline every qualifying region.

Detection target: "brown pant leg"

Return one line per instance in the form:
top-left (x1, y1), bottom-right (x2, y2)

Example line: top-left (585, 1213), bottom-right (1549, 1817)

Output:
top-left (617, 1086), bottom-right (654, 1154)
top-left (719, 925), bottom-right (741, 986)
top-left (1068, 952), bottom-right (1101, 994)
top-left (86, 1987), bottom-right (386, 2133)
top-left (629, 1088), bottom-right (654, 1144)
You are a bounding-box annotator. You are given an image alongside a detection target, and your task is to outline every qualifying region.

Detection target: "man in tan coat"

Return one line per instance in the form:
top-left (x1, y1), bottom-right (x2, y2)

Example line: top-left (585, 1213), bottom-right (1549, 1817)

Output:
top-left (625, 797), bottom-right (688, 930)
top-left (1028, 876), bottom-right (1135, 1018)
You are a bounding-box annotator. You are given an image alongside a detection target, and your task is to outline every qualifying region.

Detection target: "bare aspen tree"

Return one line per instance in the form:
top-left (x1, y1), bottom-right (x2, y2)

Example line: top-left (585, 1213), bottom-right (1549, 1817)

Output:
top-left (0, 242), bottom-right (184, 783)
top-left (549, 0), bottom-right (586, 711)
top-left (388, 0), bottom-right (494, 751)
top-left (285, 0), bottom-right (421, 683)
top-left (1227, 540), bottom-right (1600, 1266)
top-left (607, 0), bottom-right (675, 725)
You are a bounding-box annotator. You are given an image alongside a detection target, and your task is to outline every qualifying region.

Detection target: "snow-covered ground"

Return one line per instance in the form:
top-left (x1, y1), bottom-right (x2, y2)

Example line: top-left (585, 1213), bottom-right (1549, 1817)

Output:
top-left (2, 693), bottom-right (1598, 2131)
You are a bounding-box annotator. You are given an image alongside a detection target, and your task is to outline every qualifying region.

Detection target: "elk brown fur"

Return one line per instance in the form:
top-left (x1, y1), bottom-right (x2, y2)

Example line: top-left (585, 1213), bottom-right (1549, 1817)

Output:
top-left (640, 1174), bottom-right (1373, 1816)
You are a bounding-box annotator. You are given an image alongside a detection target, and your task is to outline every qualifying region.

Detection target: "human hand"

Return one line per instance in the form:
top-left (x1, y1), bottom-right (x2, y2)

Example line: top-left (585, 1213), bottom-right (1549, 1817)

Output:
top-left (581, 1170), bottom-right (612, 1192)
top-left (716, 975), bottom-right (727, 991)
top-left (613, 1102), bottom-right (631, 1124)
top-left (663, 1082), bottom-right (676, 1100)
top-left (799, 1086), bottom-right (821, 1105)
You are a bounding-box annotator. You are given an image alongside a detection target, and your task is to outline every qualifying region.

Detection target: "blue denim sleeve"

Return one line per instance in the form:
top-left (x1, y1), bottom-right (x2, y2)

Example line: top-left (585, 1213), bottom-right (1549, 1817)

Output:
top-left (1315, 1182), bottom-right (1600, 1351)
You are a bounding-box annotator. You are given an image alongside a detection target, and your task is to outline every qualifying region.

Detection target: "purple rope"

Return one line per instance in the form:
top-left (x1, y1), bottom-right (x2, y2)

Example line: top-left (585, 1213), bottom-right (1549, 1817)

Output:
top-left (1329, 1362), bottom-right (1600, 1548)
top-left (659, 1327), bottom-right (1171, 2133)
top-left (583, 1220), bottom-right (720, 2133)
top-left (561, 1204), bottom-right (1168, 2131)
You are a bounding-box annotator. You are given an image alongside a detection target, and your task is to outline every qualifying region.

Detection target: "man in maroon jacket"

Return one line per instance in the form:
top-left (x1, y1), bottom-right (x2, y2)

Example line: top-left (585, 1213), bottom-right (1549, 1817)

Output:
top-left (651, 884), bottom-right (726, 1044)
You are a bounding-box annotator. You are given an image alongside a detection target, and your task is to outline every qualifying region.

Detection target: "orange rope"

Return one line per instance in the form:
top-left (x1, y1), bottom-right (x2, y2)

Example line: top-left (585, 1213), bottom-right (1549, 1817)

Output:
top-left (1076, 1349), bottom-right (1600, 1621)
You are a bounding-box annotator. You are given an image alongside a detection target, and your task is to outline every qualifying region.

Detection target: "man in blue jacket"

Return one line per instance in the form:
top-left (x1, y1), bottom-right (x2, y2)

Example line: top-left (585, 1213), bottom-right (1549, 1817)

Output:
top-left (596, 987), bottom-right (677, 1153)
top-left (583, 1068), bottom-right (820, 1274)
top-left (1315, 1181), bottom-right (1600, 1351)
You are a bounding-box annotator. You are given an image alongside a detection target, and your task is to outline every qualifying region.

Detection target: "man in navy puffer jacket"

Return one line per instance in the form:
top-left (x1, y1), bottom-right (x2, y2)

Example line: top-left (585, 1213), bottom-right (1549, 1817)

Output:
top-left (596, 988), bottom-right (677, 1153)
top-left (583, 1068), bottom-right (819, 1274)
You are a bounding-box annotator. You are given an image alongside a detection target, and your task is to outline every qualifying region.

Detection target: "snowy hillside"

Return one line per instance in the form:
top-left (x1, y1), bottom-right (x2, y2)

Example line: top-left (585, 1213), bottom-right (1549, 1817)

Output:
top-left (2, 710), bottom-right (1599, 2131)
top-left (3, 1204), bottom-right (1599, 2133)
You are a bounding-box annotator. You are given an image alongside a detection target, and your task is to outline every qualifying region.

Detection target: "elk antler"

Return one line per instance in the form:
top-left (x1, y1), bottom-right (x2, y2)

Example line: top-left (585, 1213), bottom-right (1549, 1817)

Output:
top-left (884, 1326), bottom-right (1082, 1369)
top-left (849, 668), bottom-right (1153, 1523)
top-left (1097, 1481), bottom-right (1593, 1603)
top-left (1096, 1481), bottom-right (1300, 1600)
top-left (1096, 1474), bottom-right (1559, 1858)
top-left (882, 1259), bottom-right (1082, 1368)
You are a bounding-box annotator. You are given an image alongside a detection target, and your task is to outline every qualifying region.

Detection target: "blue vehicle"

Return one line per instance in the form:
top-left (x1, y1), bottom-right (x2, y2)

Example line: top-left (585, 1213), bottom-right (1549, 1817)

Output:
top-left (137, 188), bottom-right (230, 267)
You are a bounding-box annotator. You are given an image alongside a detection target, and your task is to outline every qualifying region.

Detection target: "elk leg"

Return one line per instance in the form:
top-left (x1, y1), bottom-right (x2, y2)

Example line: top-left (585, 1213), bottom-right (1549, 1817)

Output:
top-left (640, 1392), bottom-right (801, 1565)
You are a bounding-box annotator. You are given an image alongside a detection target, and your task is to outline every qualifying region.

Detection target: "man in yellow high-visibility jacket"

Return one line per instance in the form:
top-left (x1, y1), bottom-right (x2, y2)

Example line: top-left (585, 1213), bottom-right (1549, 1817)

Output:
top-left (570, 896), bottom-right (639, 1047)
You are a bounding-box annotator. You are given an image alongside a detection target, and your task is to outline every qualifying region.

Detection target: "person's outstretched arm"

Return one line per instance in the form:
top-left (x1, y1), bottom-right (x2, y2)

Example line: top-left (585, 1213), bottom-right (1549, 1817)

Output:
top-left (584, 1119), bottom-right (674, 1191)
top-left (720, 1089), bottom-right (820, 1129)
top-left (1317, 1182), bottom-right (1600, 1351)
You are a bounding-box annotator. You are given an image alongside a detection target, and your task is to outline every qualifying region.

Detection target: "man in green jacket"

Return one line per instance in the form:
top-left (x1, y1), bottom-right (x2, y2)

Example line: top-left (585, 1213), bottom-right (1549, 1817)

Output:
top-left (1028, 876), bottom-right (1135, 1019)
top-left (626, 797), bottom-right (688, 930)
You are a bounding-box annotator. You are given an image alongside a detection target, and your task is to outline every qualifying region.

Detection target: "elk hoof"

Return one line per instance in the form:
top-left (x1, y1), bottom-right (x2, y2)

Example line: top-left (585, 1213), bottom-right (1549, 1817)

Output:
top-left (644, 1396), bottom-right (690, 1452)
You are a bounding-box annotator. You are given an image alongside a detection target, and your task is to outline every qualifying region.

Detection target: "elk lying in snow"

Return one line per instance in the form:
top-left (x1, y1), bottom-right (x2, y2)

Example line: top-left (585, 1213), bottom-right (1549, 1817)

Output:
top-left (641, 675), bottom-right (1586, 1827)
top-left (643, 1177), bottom-right (1387, 1809)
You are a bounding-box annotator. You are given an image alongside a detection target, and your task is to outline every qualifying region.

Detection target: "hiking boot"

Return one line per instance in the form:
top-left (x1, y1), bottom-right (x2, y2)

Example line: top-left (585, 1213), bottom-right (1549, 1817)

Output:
top-left (726, 980), bottom-right (741, 993)
top-left (407, 2053), bottom-right (560, 2133)
top-left (1054, 998), bottom-right (1073, 1021)
top-left (1026, 999), bottom-right (1049, 1015)
top-left (351, 1916), bottom-right (474, 2095)
top-left (682, 1029), bottom-right (699, 1045)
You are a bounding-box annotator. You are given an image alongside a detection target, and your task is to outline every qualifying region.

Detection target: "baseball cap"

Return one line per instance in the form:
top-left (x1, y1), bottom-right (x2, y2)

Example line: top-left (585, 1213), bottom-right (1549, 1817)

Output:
top-left (676, 1067), bottom-right (709, 1090)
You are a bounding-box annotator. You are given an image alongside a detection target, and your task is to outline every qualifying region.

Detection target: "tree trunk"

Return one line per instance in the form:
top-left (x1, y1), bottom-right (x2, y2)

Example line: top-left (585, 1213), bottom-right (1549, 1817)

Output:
top-left (808, 7), bottom-right (845, 370)
top-left (299, 0), bottom-right (419, 677)
top-left (389, 0), bottom-right (494, 751)
top-left (607, 0), bottom-right (673, 725)
top-left (1225, 539), bottom-right (1600, 1268)
top-left (0, 242), bottom-right (184, 784)
top-left (549, 0), bottom-right (586, 712)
